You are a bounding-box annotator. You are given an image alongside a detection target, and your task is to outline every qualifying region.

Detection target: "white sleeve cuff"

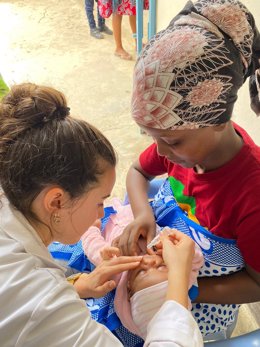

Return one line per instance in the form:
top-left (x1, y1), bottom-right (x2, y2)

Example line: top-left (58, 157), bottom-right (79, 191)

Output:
top-left (145, 300), bottom-right (203, 347)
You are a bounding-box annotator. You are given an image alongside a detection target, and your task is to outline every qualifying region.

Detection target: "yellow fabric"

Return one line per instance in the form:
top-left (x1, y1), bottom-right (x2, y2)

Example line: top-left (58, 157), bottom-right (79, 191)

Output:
top-left (67, 273), bottom-right (82, 285)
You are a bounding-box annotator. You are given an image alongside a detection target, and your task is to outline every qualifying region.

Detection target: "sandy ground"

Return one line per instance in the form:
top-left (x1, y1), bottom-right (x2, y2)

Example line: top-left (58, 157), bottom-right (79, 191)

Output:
top-left (0, 0), bottom-right (152, 199)
top-left (0, 0), bottom-right (259, 338)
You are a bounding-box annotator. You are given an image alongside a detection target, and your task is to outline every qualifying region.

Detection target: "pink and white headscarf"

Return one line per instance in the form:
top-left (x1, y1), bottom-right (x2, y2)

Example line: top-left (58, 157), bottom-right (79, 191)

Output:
top-left (132, 0), bottom-right (260, 130)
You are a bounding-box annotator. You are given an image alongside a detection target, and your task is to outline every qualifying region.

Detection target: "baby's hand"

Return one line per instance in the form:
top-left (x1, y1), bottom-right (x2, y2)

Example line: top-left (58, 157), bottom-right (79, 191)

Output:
top-left (92, 219), bottom-right (102, 229)
top-left (100, 246), bottom-right (121, 260)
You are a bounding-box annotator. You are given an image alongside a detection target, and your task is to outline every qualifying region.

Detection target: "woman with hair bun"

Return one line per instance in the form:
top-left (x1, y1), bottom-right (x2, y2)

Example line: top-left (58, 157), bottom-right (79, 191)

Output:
top-left (0, 83), bottom-right (202, 346)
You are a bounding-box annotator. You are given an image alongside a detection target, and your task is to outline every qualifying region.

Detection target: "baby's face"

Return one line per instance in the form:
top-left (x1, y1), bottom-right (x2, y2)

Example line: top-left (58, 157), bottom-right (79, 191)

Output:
top-left (128, 254), bottom-right (168, 296)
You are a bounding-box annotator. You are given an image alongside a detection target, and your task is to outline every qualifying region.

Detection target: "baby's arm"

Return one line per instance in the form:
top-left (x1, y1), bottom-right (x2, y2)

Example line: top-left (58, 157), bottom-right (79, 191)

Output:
top-left (81, 226), bottom-right (110, 266)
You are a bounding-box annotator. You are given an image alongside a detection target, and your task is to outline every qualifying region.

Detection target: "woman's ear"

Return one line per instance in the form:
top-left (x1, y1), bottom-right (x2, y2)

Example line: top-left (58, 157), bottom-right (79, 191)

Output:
top-left (43, 187), bottom-right (64, 213)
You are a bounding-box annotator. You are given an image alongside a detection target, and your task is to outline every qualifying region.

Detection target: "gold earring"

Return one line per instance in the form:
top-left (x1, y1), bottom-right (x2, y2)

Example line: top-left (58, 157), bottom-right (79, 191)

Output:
top-left (53, 213), bottom-right (61, 224)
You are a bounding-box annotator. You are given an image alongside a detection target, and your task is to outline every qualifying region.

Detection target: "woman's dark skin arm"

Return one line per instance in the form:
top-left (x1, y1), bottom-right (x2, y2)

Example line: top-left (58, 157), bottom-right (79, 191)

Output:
top-left (116, 160), bottom-right (158, 255)
top-left (195, 264), bottom-right (260, 304)
top-left (126, 160), bottom-right (154, 217)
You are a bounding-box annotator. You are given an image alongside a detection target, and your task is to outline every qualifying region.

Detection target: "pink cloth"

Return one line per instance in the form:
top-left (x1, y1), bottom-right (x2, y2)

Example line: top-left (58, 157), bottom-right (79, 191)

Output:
top-left (81, 198), bottom-right (133, 266)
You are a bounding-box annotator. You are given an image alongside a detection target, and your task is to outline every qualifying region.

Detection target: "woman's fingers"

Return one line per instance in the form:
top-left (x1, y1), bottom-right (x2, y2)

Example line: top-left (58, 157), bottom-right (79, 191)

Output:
top-left (160, 228), bottom-right (188, 245)
top-left (93, 280), bottom-right (117, 298)
top-left (117, 216), bottom-right (157, 255)
top-left (77, 255), bottom-right (142, 298)
top-left (106, 255), bottom-right (143, 270)
top-left (105, 261), bottom-right (141, 275)
top-left (108, 255), bottom-right (143, 264)
top-left (118, 224), bottom-right (141, 255)
top-left (160, 234), bottom-right (174, 250)
top-left (117, 225), bottom-right (132, 255)
top-left (101, 255), bottom-right (143, 276)
top-left (161, 228), bottom-right (180, 240)
top-left (127, 227), bottom-right (144, 255)
top-left (124, 225), bottom-right (156, 256)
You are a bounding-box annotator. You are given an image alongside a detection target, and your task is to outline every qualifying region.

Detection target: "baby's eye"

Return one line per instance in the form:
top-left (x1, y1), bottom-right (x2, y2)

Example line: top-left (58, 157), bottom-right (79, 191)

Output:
top-left (97, 203), bottom-right (104, 207)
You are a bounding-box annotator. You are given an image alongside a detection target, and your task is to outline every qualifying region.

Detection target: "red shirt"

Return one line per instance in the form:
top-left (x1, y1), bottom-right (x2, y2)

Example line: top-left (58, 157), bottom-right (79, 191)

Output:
top-left (139, 124), bottom-right (260, 272)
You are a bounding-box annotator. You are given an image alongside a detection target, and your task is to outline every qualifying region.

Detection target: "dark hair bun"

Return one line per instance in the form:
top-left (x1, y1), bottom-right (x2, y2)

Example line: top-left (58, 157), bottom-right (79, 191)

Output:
top-left (0, 83), bottom-right (69, 158)
top-left (0, 82), bottom-right (69, 124)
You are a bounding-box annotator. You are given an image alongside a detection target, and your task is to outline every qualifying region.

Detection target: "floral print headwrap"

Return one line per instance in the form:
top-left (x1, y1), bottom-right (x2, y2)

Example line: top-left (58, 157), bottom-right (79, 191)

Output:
top-left (132, 0), bottom-right (260, 130)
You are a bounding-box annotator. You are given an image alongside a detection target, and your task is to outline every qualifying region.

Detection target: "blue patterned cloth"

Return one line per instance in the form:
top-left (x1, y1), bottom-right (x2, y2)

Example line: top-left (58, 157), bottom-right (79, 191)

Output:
top-left (151, 179), bottom-right (244, 336)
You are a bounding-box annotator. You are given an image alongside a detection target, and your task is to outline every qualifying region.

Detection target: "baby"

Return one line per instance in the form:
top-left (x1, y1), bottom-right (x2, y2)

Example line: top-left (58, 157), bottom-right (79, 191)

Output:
top-left (81, 199), bottom-right (204, 339)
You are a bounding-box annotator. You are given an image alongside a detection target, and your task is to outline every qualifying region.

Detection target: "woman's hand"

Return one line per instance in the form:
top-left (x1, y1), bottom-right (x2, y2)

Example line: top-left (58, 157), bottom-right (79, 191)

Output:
top-left (158, 228), bottom-right (195, 308)
top-left (159, 228), bottom-right (195, 277)
top-left (112, 213), bottom-right (156, 256)
top-left (74, 255), bottom-right (142, 298)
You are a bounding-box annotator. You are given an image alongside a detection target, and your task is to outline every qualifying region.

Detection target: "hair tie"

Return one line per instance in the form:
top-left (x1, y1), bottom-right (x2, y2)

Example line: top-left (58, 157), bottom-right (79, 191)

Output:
top-left (54, 106), bottom-right (70, 120)
top-left (41, 106), bottom-right (70, 125)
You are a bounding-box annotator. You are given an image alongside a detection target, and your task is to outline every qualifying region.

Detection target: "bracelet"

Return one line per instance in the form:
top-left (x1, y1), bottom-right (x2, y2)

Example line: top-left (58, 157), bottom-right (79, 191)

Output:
top-left (67, 273), bottom-right (82, 285)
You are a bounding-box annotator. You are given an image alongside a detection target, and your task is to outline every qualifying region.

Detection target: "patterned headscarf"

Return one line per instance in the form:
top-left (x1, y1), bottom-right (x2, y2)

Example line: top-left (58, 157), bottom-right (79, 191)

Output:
top-left (132, 0), bottom-right (260, 130)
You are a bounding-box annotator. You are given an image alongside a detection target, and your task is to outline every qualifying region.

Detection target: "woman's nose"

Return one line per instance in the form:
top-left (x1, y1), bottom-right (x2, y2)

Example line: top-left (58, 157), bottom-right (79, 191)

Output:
top-left (156, 139), bottom-right (171, 157)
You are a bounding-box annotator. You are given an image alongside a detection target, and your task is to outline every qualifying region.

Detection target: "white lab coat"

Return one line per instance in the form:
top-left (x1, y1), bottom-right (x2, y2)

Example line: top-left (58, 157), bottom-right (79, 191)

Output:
top-left (0, 199), bottom-right (202, 347)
